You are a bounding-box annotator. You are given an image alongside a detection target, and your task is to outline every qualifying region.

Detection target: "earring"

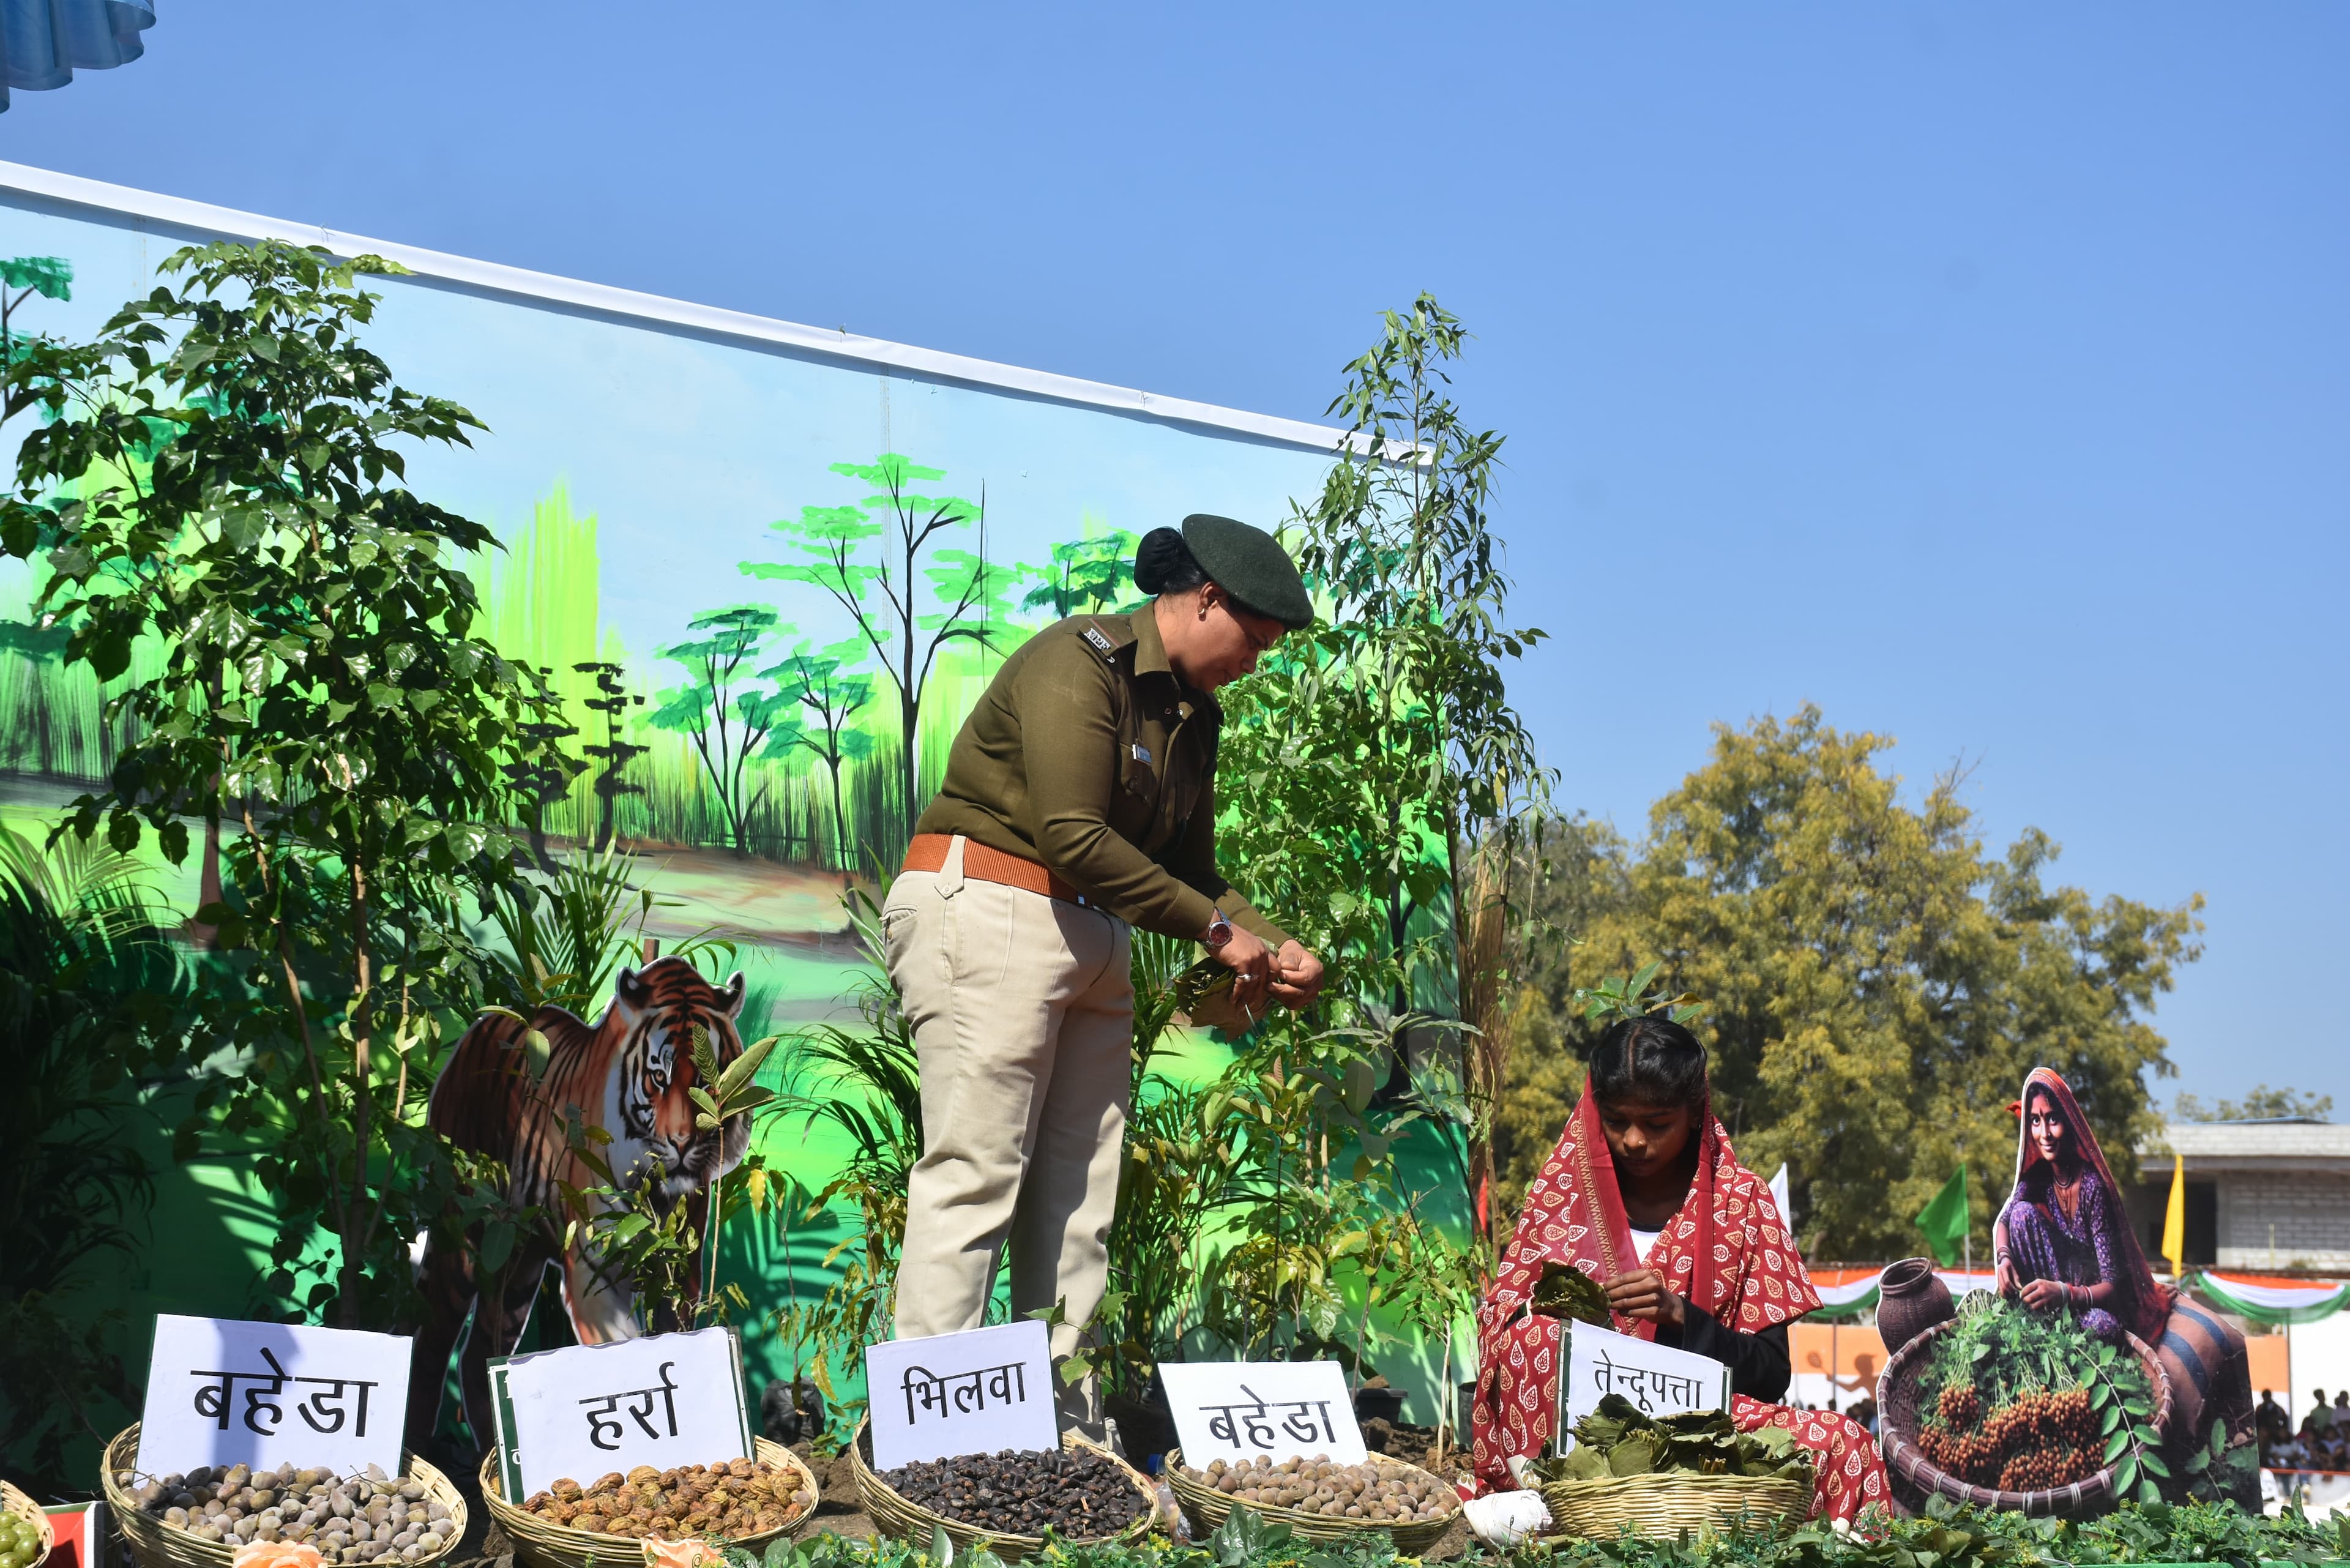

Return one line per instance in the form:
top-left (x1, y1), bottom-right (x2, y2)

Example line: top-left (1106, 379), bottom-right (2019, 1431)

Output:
top-left (1198, 608), bottom-right (1209, 621)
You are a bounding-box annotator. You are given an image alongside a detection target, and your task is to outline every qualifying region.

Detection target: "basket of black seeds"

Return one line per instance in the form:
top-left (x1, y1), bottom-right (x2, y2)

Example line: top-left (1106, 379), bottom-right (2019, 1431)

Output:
top-left (848, 1425), bottom-right (1155, 1561)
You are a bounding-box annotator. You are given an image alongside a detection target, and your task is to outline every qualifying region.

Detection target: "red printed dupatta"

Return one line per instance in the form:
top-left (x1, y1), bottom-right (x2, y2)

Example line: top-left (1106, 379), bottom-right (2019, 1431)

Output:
top-left (1483, 1081), bottom-right (1819, 1337)
top-left (1471, 1081), bottom-right (1819, 1485)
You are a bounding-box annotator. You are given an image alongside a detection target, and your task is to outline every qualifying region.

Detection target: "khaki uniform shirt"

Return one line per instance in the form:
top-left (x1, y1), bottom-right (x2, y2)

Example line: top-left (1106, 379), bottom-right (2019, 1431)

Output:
top-left (913, 605), bottom-right (1291, 947)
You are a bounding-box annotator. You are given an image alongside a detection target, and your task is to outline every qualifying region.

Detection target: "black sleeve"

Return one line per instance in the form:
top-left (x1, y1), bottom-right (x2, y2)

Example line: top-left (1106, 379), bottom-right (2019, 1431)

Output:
top-left (1657, 1301), bottom-right (1792, 1403)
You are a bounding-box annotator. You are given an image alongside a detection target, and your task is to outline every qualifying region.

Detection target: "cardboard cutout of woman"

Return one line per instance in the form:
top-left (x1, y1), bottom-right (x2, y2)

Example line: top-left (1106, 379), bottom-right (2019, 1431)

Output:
top-left (1992, 1067), bottom-right (2259, 1506)
top-left (1993, 1069), bottom-right (2167, 1345)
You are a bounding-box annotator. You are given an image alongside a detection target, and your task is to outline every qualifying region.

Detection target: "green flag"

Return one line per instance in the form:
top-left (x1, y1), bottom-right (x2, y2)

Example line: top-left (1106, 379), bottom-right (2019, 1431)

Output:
top-left (1916, 1163), bottom-right (1970, 1267)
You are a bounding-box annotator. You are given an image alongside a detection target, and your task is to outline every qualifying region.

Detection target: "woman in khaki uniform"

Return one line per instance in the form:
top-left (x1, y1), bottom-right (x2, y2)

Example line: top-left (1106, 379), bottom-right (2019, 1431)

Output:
top-left (884, 513), bottom-right (1327, 1428)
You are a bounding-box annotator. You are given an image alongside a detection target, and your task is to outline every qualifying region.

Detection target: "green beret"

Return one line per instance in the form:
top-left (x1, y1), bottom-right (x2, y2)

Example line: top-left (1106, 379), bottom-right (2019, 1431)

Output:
top-left (1180, 513), bottom-right (1315, 629)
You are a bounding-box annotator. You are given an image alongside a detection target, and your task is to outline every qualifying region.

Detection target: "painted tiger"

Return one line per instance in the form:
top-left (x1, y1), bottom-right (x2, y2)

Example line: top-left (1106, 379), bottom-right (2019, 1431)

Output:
top-left (404, 955), bottom-right (753, 1450)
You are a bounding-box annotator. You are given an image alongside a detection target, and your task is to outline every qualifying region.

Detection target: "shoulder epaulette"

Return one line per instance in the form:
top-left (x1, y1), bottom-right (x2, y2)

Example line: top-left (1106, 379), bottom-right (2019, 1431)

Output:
top-left (1073, 615), bottom-right (1135, 663)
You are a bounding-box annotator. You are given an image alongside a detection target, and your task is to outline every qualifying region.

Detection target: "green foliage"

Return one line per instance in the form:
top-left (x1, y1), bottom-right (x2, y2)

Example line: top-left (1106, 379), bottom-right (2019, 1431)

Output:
top-left (1021, 529), bottom-right (1141, 618)
top-left (1572, 960), bottom-right (1704, 1028)
top-left (765, 635), bottom-right (876, 868)
top-left (742, 454), bottom-right (1000, 851)
top-left (0, 826), bottom-right (190, 1493)
top-left (1924, 1294), bottom-right (2161, 1501)
top-left (1504, 710), bottom-right (2201, 1260)
top-left (654, 604), bottom-right (796, 857)
top-left (739, 1497), bottom-right (2350, 1568)
top-left (2173, 1084), bottom-right (2332, 1122)
top-left (1535, 1396), bottom-right (1811, 1484)
top-left (1, 255), bottom-right (72, 377)
top-left (575, 658), bottom-right (649, 852)
top-left (1, 239), bottom-right (575, 1327)
top-left (556, 1021), bottom-right (777, 1334)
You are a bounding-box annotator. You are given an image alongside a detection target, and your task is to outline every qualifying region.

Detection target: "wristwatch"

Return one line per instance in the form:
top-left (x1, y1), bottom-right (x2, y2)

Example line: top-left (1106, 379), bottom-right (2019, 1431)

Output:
top-left (1203, 912), bottom-right (1234, 951)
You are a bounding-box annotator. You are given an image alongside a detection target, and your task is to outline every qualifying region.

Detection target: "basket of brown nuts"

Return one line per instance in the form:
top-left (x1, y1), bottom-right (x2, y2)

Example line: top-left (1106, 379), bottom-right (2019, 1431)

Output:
top-left (477, 1441), bottom-right (816, 1568)
top-left (102, 1426), bottom-right (466, 1568)
top-left (1163, 1449), bottom-right (1459, 1555)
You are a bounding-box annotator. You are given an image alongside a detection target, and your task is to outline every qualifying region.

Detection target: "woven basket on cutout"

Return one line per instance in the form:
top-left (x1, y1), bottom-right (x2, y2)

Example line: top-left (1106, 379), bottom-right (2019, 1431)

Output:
top-left (3, 1479), bottom-right (55, 1568)
top-left (849, 1423), bottom-right (1155, 1562)
top-left (1538, 1468), bottom-right (1811, 1541)
top-left (479, 1436), bottom-right (816, 1568)
top-left (103, 1425), bottom-right (466, 1568)
top-left (1163, 1447), bottom-right (1458, 1555)
top-left (1877, 1319), bottom-right (2174, 1518)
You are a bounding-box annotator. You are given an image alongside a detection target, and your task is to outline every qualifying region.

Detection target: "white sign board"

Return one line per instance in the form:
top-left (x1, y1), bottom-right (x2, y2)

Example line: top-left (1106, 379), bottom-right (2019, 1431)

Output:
top-left (1158, 1361), bottom-right (1367, 1468)
top-left (138, 1315), bottom-right (413, 1478)
top-left (493, 1327), bottom-right (750, 1500)
top-left (865, 1322), bottom-right (1058, 1471)
top-left (1556, 1320), bottom-right (1730, 1450)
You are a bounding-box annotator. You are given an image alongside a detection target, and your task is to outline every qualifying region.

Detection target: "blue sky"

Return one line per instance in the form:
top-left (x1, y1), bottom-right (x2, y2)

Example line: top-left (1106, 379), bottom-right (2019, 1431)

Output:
top-left (4, 3), bottom-right (2343, 1110)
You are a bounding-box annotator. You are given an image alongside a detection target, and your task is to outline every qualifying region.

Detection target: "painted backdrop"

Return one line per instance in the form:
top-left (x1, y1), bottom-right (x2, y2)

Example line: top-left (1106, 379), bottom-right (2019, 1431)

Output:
top-left (0, 165), bottom-right (1467, 1444)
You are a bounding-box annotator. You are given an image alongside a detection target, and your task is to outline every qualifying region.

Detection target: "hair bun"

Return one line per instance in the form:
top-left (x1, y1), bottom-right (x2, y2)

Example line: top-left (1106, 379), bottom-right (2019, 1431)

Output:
top-left (1132, 527), bottom-right (1195, 595)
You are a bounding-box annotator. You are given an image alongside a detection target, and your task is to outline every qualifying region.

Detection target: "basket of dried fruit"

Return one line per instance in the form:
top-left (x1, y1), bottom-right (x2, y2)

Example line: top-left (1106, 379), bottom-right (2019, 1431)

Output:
top-left (1529, 1397), bottom-right (1813, 1540)
top-left (2, 1480), bottom-right (53, 1568)
top-left (479, 1439), bottom-right (816, 1568)
top-left (1879, 1292), bottom-right (2173, 1517)
top-left (1163, 1449), bottom-right (1459, 1554)
top-left (103, 1426), bottom-right (466, 1568)
top-left (848, 1424), bottom-right (1156, 1561)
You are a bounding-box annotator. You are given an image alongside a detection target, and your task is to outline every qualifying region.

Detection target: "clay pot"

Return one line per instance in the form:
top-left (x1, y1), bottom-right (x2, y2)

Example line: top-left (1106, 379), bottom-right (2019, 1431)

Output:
top-left (1876, 1256), bottom-right (1955, 1354)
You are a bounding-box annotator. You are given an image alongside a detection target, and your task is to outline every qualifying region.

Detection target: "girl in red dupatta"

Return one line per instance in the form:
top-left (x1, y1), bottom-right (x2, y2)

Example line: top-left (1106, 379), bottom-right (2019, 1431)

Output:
top-left (1471, 1016), bottom-right (1887, 1523)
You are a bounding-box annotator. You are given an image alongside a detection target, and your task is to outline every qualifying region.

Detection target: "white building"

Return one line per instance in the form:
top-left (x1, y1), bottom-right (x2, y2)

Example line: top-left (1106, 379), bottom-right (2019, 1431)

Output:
top-left (2130, 1119), bottom-right (2350, 1272)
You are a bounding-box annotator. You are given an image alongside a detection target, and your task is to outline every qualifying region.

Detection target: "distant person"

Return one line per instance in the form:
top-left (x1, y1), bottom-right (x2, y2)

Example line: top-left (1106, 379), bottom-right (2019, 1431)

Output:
top-left (2308, 1389), bottom-right (2335, 1433)
top-left (2258, 1389), bottom-right (2288, 1438)
top-left (1848, 1395), bottom-right (1880, 1436)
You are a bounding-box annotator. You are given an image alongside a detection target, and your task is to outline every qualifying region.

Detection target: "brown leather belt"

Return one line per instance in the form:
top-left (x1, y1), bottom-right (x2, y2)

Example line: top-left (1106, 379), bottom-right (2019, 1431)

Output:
top-left (901, 833), bottom-right (1094, 906)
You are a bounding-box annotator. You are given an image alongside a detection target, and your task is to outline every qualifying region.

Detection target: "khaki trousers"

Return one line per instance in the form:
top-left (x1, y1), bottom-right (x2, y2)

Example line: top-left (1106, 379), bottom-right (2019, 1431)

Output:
top-left (884, 837), bottom-right (1133, 1431)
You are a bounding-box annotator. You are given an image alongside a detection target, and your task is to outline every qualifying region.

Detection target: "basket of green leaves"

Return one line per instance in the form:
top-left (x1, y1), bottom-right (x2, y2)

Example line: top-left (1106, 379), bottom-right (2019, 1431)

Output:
top-left (1879, 1291), bottom-right (2172, 1516)
top-left (1531, 1397), bottom-right (1813, 1539)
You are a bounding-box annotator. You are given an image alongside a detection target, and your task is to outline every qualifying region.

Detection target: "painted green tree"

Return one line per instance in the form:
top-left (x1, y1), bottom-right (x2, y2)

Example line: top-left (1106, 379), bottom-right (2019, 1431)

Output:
top-left (763, 637), bottom-right (875, 870)
top-left (575, 659), bottom-right (647, 852)
top-left (0, 256), bottom-right (72, 378)
top-left (1020, 528), bottom-right (1139, 619)
top-left (651, 605), bottom-right (793, 858)
top-left (504, 663), bottom-right (586, 871)
top-left (741, 454), bottom-right (996, 846)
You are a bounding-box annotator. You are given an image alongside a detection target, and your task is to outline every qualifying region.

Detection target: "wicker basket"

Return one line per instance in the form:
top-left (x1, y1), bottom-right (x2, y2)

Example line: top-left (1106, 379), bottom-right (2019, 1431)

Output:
top-left (1162, 1447), bottom-right (1458, 1556)
top-left (103, 1425), bottom-right (467, 1568)
top-left (2, 1480), bottom-right (55, 1568)
top-left (1539, 1469), bottom-right (1812, 1540)
top-left (479, 1437), bottom-right (816, 1568)
top-left (849, 1424), bottom-right (1156, 1562)
top-left (1877, 1320), bottom-right (2176, 1517)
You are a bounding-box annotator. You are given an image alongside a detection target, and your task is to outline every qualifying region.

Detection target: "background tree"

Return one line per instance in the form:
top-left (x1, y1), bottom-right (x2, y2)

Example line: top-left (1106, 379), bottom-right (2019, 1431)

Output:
top-left (502, 664), bottom-right (586, 871)
top-left (2, 240), bottom-right (570, 1327)
top-left (1501, 706), bottom-right (2204, 1261)
top-left (2173, 1085), bottom-right (2332, 1122)
top-left (741, 455), bottom-right (994, 849)
top-left (1020, 528), bottom-right (1138, 619)
top-left (575, 658), bottom-right (647, 852)
top-left (764, 637), bottom-right (873, 870)
top-left (652, 605), bottom-right (791, 858)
